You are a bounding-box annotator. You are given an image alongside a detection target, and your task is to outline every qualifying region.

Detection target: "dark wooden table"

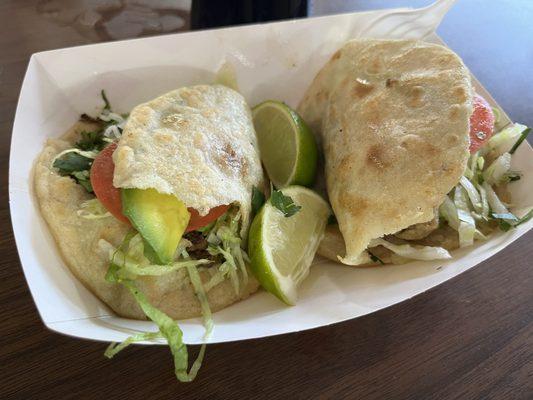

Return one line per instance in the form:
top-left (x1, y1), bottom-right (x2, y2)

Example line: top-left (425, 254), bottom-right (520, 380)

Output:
top-left (1, 1), bottom-right (532, 399)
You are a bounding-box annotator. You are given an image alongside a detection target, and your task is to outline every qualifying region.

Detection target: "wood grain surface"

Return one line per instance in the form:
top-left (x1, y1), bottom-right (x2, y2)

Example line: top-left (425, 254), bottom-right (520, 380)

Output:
top-left (1, 1), bottom-right (532, 399)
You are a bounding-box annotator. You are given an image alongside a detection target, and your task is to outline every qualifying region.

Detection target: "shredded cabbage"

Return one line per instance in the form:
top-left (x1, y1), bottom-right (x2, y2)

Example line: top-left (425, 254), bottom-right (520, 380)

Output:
top-left (483, 152), bottom-right (511, 185)
top-left (77, 198), bottom-right (111, 219)
top-left (370, 239), bottom-right (451, 261)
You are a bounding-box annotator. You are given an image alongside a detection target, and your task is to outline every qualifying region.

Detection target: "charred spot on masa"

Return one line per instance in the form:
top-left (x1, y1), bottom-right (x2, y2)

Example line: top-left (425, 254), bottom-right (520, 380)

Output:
top-left (317, 89), bottom-right (329, 102)
top-left (449, 104), bottom-right (461, 120)
top-left (331, 50), bottom-right (342, 60)
top-left (216, 142), bottom-right (244, 173)
top-left (361, 98), bottom-right (382, 125)
top-left (154, 132), bottom-right (175, 143)
top-left (352, 78), bottom-right (374, 99)
top-left (386, 78), bottom-right (398, 88)
top-left (337, 155), bottom-right (354, 177)
top-left (447, 134), bottom-right (460, 146)
top-left (329, 104), bottom-right (339, 122)
top-left (162, 112), bottom-right (188, 128)
top-left (452, 86), bottom-right (468, 103)
top-left (366, 144), bottom-right (388, 169)
top-left (338, 192), bottom-right (369, 218)
top-left (421, 141), bottom-right (439, 157)
top-left (407, 86), bottom-right (425, 108)
top-left (367, 57), bottom-right (383, 74)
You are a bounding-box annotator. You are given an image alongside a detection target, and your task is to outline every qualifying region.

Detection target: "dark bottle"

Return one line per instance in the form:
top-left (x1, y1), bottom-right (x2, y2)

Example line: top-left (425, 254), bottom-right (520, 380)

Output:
top-left (191, 0), bottom-right (308, 30)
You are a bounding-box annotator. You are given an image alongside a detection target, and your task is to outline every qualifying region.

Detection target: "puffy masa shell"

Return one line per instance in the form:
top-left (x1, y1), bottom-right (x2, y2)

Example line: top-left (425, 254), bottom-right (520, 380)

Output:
top-left (299, 39), bottom-right (472, 265)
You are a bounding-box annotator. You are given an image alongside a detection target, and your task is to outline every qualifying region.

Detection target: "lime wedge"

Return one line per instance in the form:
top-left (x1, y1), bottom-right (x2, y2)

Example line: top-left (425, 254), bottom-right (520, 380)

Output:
top-left (252, 101), bottom-right (318, 188)
top-left (248, 186), bottom-right (330, 305)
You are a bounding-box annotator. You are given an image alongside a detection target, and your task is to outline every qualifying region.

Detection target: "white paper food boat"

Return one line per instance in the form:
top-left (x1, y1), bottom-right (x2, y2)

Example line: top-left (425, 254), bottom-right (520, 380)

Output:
top-left (9, 0), bottom-right (533, 345)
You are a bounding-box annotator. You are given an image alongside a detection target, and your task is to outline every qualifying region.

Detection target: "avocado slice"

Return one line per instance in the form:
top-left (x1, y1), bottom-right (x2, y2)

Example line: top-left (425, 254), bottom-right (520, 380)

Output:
top-left (121, 188), bottom-right (190, 264)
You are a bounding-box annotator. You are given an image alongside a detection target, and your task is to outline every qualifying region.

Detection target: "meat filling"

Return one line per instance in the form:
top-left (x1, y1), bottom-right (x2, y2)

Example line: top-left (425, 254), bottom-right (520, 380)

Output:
top-left (394, 211), bottom-right (440, 241)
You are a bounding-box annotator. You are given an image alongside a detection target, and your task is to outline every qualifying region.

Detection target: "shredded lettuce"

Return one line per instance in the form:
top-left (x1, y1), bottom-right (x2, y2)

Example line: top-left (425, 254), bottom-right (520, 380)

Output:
top-left (454, 186), bottom-right (476, 247)
top-left (439, 195), bottom-right (460, 230)
top-left (467, 151), bottom-right (479, 181)
top-left (482, 181), bottom-right (512, 216)
top-left (475, 182), bottom-right (490, 219)
top-left (99, 236), bottom-right (209, 279)
top-left (486, 123), bottom-right (528, 154)
top-left (204, 209), bottom-right (249, 295)
top-left (459, 176), bottom-right (482, 213)
top-left (77, 198), bottom-right (111, 219)
top-left (102, 232), bottom-right (212, 382)
top-left (186, 265), bottom-right (213, 340)
top-left (477, 156), bottom-right (485, 171)
top-left (370, 238), bottom-right (451, 261)
top-left (440, 120), bottom-right (530, 240)
top-left (483, 152), bottom-right (511, 185)
top-left (104, 273), bottom-right (205, 382)
top-left (492, 107), bottom-right (501, 125)
top-left (105, 331), bottom-right (163, 357)
top-left (203, 269), bottom-right (228, 292)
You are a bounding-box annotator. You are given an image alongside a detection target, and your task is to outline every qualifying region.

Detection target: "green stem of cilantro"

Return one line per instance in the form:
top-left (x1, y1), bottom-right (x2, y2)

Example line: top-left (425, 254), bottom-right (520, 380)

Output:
top-left (101, 89), bottom-right (111, 110)
top-left (509, 127), bottom-right (530, 154)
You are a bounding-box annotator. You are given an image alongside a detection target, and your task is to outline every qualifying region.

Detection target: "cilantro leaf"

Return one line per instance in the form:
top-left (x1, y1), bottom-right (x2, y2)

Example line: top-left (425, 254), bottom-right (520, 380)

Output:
top-left (251, 186), bottom-right (265, 214)
top-left (53, 152), bottom-right (93, 173)
top-left (76, 130), bottom-right (106, 151)
top-left (493, 209), bottom-right (532, 232)
top-left (270, 190), bottom-right (301, 217)
top-left (491, 212), bottom-right (518, 221)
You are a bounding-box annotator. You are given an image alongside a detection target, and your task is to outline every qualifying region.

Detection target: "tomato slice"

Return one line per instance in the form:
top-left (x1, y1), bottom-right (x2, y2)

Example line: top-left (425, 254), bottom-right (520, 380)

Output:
top-left (90, 142), bottom-right (130, 224)
top-left (90, 142), bottom-right (229, 230)
top-left (469, 94), bottom-right (495, 153)
top-left (186, 205), bottom-right (229, 233)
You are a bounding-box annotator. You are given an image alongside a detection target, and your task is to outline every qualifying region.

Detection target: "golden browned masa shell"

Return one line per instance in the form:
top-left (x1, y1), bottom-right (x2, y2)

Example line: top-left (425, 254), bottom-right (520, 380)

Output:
top-left (34, 96), bottom-right (260, 320)
top-left (113, 84), bottom-right (264, 237)
top-left (299, 39), bottom-right (473, 265)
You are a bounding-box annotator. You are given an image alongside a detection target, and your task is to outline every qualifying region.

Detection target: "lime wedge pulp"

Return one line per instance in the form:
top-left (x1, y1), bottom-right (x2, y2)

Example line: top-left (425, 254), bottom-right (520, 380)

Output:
top-left (247, 186), bottom-right (330, 305)
top-left (252, 101), bottom-right (318, 189)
